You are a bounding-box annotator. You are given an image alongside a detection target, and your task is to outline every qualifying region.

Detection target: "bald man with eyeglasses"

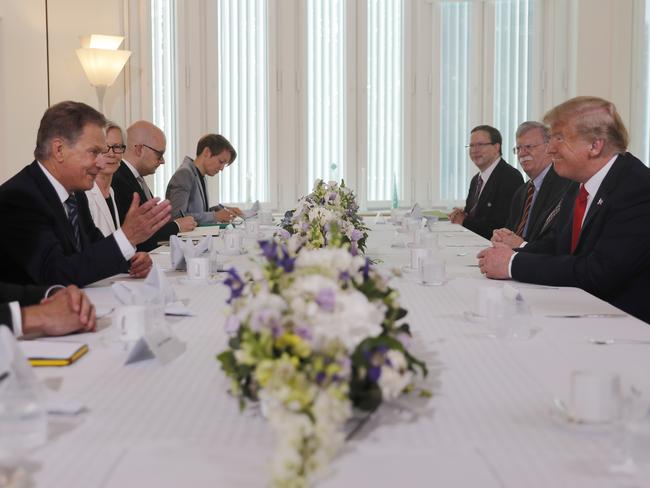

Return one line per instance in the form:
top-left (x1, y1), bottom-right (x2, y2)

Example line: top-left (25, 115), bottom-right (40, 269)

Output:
top-left (112, 121), bottom-right (197, 252)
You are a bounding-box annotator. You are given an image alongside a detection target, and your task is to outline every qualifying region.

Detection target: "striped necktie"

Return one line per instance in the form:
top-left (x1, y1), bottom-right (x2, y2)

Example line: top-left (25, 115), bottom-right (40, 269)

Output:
top-left (468, 176), bottom-right (483, 218)
top-left (137, 175), bottom-right (154, 200)
top-left (514, 181), bottom-right (535, 237)
top-left (64, 194), bottom-right (81, 251)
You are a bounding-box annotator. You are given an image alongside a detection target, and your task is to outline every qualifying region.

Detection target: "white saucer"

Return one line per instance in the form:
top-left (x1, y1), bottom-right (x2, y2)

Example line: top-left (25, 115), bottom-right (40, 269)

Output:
top-left (548, 398), bottom-right (617, 432)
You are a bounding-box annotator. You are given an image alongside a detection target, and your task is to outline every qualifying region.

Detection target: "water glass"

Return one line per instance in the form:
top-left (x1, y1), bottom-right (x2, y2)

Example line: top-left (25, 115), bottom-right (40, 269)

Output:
top-left (420, 257), bottom-right (446, 286)
top-left (0, 381), bottom-right (47, 464)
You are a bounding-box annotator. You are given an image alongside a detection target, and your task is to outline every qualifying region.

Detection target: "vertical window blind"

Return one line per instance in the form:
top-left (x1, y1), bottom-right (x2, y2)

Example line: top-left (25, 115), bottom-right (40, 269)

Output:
top-left (366, 0), bottom-right (404, 202)
top-left (217, 0), bottom-right (270, 203)
top-left (151, 0), bottom-right (178, 197)
top-left (439, 0), bottom-right (472, 201)
top-left (306, 0), bottom-right (346, 191)
top-left (493, 0), bottom-right (536, 168)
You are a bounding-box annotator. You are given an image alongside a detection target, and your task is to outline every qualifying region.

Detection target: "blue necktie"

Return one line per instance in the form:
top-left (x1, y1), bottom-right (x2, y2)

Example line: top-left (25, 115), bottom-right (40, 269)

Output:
top-left (65, 194), bottom-right (81, 251)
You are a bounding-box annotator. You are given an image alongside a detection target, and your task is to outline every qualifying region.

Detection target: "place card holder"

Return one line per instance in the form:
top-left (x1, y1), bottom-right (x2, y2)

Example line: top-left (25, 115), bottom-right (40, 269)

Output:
top-left (125, 325), bottom-right (186, 366)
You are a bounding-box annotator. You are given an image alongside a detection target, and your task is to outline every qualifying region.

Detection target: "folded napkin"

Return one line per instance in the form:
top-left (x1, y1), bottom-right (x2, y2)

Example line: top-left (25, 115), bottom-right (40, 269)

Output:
top-left (374, 212), bottom-right (387, 224)
top-left (410, 203), bottom-right (422, 219)
top-left (112, 264), bottom-right (175, 306)
top-left (170, 235), bottom-right (212, 270)
top-left (242, 200), bottom-right (261, 219)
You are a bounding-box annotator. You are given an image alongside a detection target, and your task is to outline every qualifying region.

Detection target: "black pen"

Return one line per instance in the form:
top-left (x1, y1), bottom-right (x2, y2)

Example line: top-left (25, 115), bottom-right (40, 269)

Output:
top-left (0, 371), bottom-right (10, 384)
top-left (179, 209), bottom-right (185, 217)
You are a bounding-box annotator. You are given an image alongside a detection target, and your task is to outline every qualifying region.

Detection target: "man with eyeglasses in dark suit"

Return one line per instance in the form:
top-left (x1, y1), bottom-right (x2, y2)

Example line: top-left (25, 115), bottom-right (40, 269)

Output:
top-left (112, 121), bottom-right (197, 252)
top-left (448, 125), bottom-right (523, 239)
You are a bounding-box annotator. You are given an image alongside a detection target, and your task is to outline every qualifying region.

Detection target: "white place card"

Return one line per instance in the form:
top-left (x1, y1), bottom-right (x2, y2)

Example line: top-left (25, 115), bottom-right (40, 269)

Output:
top-left (125, 326), bottom-right (186, 366)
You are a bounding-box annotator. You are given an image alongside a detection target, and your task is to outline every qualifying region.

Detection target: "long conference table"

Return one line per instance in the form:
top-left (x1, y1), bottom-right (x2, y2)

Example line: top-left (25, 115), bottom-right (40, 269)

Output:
top-left (28, 220), bottom-right (650, 487)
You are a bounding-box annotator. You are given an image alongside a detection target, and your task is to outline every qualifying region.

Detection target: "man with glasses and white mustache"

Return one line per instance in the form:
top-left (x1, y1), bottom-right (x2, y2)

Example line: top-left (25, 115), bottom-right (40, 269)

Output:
top-left (491, 121), bottom-right (572, 248)
top-left (112, 121), bottom-right (197, 252)
top-left (448, 125), bottom-right (523, 239)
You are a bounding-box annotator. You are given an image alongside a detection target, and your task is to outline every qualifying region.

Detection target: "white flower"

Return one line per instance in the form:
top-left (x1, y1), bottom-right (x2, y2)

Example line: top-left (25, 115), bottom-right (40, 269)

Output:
top-left (378, 349), bottom-right (414, 401)
top-left (309, 288), bottom-right (385, 350)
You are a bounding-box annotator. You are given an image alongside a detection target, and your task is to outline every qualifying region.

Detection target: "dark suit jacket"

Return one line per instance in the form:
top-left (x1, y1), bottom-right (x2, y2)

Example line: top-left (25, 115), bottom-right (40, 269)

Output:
top-left (0, 161), bottom-right (130, 287)
top-left (513, 152), bottom-right (650, 323)
top-left (0, 282), bottom-right (48, 332)
top-left (463, 158), bottom-right (523, 239)
top-left (112, 162), bottom-right (179, 252)
top-left (505, 165), bottom-right (572, 242)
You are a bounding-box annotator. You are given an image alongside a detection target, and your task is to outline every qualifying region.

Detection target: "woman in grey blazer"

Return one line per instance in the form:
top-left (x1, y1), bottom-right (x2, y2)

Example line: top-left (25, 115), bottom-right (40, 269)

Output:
top-left (166, 134), bottom-right (243, 225)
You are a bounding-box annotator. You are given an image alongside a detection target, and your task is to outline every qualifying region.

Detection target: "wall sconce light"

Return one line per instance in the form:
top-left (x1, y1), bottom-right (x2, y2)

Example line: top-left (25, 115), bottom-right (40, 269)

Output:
top-left (76, 34), bottom-right (131, 112)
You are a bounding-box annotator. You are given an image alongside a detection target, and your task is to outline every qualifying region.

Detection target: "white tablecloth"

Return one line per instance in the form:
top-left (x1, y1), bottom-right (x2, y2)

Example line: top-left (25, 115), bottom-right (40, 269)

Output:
top-left (27, 222), bottom-right (650, 487)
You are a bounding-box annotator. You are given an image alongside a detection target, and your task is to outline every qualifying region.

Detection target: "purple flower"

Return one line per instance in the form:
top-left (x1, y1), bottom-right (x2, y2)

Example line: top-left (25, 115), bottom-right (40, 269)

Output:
top-left (224, 315), bottom-right (241, 334)
top-left (350, 241), bottom-right (358, 256)
top-left (350, 229), bottom-right (363, 242)
top-left (295, 326), bottom-right (313, 341)
top-left (278, 248), bottom-right (295, 272)
top-left (362, 258), bottom-right (371, 280)
top-left (278, 229), bottom-right (290, 239)
top-left (259, 240), bottom-right (278, 262)
top-left (315, 288), bottom-right (336, 312)
top-left (223, 268), bottom-right (245, 304)
top-left (368, 366), bottom-right (382, 382)
top-left (316, 371), bottom-right (327, 384)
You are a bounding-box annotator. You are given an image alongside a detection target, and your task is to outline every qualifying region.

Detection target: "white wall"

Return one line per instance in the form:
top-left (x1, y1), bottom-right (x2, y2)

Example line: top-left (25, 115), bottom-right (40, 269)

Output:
top-left (0, 0), bottom-right (48, 179)
top-left (0, 0), bottom-right (646, 200)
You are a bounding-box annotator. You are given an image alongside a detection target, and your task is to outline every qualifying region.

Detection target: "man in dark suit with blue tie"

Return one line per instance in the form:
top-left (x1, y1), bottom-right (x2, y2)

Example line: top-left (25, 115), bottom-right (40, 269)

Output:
top-left (491, 121), bottom-right (572, 248)
top-left (0, 101), bottom-right (172, 287)
top-left (448, 125), bottom-right (523, 239)
top-left (478, 97), bottom-right (650, 323)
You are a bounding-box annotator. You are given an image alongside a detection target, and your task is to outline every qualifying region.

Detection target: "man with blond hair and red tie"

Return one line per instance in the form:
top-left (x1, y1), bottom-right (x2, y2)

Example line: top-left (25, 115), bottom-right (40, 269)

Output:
top-left (477, 96), bottom-right (650, 323)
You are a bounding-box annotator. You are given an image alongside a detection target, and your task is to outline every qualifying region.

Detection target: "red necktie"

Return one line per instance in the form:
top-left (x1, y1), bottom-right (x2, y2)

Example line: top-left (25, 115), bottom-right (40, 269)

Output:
top-left (570, 184), bottom-right (589, 253)
top-left (515, 181), bottom-right (535, 237)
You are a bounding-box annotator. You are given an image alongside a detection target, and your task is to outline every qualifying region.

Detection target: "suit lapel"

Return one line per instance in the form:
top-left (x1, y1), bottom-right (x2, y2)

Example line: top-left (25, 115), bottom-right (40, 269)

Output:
top-left (191, 162), bottom-right (208, 211)
top-left (574, 155), bottom-right (622, 251)
top-left (118, 161), bottom-right (147, 201)
top-left (28, 162), bottom-right (80, 253)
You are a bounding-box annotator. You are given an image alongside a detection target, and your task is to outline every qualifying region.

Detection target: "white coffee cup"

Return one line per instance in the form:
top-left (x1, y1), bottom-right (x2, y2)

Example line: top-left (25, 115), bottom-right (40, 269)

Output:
top-left (224, 231), bottom-right (243, 253)
top-left (245, 219), bottom-right (260, 236)
top-left (569, 371), bottom-right (622, 423)
top-left (114, 305), bottom-right (147, 342)
top-left (186, 256), bottom-right (210, 280)
top-left (420, 257), bottom-right (446, 286)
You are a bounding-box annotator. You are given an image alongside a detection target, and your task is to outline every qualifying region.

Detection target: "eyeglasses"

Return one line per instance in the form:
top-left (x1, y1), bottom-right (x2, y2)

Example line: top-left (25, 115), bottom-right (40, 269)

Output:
top-left (141, 144), bottom-right (165, 161)
top-left (102, 144), bottom-right (126, 154)
top-left (465, 142), bottom-right (496, 149)
top-left (513, 143), bottom-right (545, 154)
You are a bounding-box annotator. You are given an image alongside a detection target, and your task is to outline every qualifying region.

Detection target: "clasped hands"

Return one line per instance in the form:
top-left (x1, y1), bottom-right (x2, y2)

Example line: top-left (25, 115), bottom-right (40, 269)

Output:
top-left (476, 242), bottom-right (513, 280)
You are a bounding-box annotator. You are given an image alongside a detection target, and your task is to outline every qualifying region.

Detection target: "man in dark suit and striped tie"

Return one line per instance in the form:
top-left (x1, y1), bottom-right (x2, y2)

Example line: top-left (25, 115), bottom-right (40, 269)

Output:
top-left (491, 121), bottom-right (572, 248)
top-left (0, 101), bottom-right (172, 286)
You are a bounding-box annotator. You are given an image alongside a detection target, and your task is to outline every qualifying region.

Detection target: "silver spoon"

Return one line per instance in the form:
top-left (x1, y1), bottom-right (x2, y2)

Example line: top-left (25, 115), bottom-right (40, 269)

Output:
top-left (590, 338), bottom-right (650, 345)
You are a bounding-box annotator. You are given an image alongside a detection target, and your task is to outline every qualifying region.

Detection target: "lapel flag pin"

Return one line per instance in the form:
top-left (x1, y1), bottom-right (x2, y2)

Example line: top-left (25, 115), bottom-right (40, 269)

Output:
top-left (597, 198), bottom-right (604, 205)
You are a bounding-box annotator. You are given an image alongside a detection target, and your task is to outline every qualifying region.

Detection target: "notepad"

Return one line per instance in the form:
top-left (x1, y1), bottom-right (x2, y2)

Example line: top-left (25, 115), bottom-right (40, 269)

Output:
top-left (178, 225), bottom-right (223, 238)
top-left (19, 341), bottom-right (89, 367)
